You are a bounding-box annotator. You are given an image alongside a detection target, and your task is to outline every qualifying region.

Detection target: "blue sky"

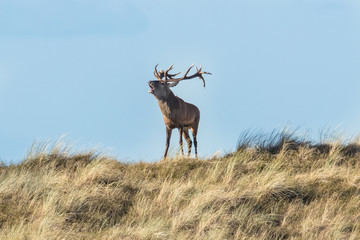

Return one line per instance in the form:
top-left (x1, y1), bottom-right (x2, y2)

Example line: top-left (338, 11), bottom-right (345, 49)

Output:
top-left (1, 0), bottom-right (360, 163)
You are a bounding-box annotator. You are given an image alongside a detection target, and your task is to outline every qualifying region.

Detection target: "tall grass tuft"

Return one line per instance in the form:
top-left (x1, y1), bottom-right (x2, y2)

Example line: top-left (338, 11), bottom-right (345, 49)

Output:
top-left (1, 134), bottom-right (360, 239)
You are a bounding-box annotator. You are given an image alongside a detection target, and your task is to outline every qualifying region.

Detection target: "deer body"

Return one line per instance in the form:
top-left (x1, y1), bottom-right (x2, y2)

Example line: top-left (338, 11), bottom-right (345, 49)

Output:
top-left (157, 93), bottom-right (199, 129)
top-left (148, 64), bottom-right (210, 159)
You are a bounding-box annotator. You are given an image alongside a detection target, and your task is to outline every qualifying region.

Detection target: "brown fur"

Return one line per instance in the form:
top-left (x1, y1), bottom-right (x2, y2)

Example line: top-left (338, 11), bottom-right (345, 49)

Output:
top-left (149, 64), bottom-right (210, 159)
top-left (149, 81), bottom-right (199, 158)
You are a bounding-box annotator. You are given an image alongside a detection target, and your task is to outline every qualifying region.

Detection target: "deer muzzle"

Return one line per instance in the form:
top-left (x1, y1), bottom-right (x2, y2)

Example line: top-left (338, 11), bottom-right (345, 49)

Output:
top-left (148, 81), bottom-right (155, 93)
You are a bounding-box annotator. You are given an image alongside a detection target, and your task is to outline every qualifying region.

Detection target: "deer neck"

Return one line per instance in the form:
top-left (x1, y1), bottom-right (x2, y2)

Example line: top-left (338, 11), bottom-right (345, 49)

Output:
top-left (156, 91), bottom-right (180, 118)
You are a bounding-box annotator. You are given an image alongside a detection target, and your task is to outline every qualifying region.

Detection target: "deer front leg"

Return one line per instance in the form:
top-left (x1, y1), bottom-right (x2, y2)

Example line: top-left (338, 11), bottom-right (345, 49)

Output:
top-left (164, 126), bottom-right (172, 159)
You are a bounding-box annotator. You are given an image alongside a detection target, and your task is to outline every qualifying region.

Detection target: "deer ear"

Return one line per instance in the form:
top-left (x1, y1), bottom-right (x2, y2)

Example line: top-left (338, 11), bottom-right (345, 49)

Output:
top-left (168, 81), bottom-right (179, 88)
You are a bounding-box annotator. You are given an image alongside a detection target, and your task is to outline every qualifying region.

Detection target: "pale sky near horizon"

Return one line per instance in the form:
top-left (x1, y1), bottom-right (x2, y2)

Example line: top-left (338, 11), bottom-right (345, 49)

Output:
top-left (1, 0), bottom-right (360, 163)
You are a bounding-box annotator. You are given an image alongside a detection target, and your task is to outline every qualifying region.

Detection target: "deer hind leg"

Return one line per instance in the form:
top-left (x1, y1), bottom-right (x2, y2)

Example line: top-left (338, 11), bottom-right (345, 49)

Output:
top-left (178, 127), bottom-right (184, 156)
top-left (191, 127), bottom-right (198, 158)
top-left (164, 127), bottom-right (172, 159)
top-left (183, 128), bottom-right (192, 157)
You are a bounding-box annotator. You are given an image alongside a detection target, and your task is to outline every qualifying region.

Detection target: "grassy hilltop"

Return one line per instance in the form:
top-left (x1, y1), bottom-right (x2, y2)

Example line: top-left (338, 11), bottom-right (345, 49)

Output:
top-left (1, 133), bottom-right (360, 240)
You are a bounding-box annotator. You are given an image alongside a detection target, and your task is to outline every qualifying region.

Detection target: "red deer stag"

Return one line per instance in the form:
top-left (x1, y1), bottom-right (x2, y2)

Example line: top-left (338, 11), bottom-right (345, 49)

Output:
top-left (148, 64), bottom-right (211, 159)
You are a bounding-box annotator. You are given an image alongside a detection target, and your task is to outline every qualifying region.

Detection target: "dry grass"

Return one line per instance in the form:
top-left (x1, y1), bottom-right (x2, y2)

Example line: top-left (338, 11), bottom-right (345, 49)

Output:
top-left (1, 136), bottom-right (360, 239)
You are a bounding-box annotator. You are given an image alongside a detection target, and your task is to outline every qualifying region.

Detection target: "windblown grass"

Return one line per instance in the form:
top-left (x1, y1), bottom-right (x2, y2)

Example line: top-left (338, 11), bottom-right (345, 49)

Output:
top-left (1, 134), bottom-right (360, 239)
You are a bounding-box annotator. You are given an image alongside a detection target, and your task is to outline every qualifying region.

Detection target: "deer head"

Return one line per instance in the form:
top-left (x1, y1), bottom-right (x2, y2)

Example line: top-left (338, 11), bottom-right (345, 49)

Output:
top-left (148, 64), bottom-right (211, 100)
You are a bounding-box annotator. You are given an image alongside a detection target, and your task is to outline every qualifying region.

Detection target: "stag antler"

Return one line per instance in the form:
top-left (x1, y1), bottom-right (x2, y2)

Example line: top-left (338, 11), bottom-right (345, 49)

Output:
top-left (154, 64), bottom-right (211, 87)
top-left (163, 65), bottom-right (181, 80)
top-left (154, 64), bottom-right (165, 82)
top-left (165, 64), bottom-right (211, 87)
top-left (154, 64), bottom-right (181, 81)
